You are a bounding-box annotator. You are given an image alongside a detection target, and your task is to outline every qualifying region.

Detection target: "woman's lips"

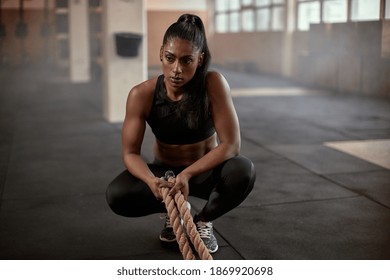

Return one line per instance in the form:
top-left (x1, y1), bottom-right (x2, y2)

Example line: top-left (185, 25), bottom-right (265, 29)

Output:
top-left (170, 76), bottom-right (183, 84)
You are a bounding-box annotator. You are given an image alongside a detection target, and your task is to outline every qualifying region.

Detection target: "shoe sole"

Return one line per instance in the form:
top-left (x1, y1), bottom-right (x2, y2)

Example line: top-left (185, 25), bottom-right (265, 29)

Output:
top-left (160, 237), bottom-right (219, 254)
top-left (208, 244), bottom-right (218, 254)
top-left (159, 235), bottom-right (177, 242)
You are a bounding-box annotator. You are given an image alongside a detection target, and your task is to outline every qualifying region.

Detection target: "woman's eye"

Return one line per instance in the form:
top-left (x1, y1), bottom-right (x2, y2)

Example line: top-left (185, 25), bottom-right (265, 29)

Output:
top-left (165, 55), bottom-right (174, 62)
top-left (183, 58), bottom-right (193, 64)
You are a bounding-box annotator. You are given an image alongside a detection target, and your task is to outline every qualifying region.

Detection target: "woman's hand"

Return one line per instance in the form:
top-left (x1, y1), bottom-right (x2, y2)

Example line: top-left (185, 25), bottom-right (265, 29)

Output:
top-left (147, 177), bottom-right (174, 201)
top-left (168, 172), bottom-right (191, 200)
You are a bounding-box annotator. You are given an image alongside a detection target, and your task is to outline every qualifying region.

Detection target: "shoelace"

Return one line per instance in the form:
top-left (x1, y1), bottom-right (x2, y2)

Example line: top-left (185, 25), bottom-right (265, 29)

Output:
top-left (196, 221), bottom-right (212, 239)
top-left (160, 213), bottom-right (172, 228)
top-left (160, 202), bottom-right (190, 228)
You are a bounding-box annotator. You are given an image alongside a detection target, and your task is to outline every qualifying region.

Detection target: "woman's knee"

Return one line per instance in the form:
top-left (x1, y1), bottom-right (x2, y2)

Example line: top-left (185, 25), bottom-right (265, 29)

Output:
top-left (106, 176), bottom-right (129, 215)
top-left (106, 170), bottom-right (141, 216)
top-left (220, 155), bottom-right (256, 197)
top-left (106, 170), bottom-right (164, 217)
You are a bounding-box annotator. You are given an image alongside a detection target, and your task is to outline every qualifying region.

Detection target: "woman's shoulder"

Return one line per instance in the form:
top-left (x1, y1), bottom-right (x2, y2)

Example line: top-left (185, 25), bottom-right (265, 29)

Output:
top-left (206, 70), bottom-right (230, 95)
top-left (130, 76), bottom-right (159, 97)
top-left (126, 76), bottom-right (160, 113)
top-left (206, 70), bottom-right (225, 81)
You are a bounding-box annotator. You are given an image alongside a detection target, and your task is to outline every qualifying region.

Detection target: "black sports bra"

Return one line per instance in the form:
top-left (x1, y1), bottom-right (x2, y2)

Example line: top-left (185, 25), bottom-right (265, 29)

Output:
top-left (146, 75), bottom-right (215, 145)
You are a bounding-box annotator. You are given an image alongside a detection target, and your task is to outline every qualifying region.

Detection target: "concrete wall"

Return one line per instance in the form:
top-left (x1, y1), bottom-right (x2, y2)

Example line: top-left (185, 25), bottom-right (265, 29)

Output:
top-left (210, 31), bottom-right (285, 75)
top-left (291, 21), bottom-right (390, 96)
top-left (210, 21), bottom-right (390, 96)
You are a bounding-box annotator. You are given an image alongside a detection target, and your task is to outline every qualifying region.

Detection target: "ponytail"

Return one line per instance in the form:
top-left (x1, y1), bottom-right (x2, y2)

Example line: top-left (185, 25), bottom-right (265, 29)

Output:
top-left (162, 14), bottom-right (211, 129)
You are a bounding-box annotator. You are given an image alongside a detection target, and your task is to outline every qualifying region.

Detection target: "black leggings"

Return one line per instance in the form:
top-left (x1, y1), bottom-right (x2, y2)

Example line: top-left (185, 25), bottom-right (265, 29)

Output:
top-left (106, 155), bottom-right (255, 221)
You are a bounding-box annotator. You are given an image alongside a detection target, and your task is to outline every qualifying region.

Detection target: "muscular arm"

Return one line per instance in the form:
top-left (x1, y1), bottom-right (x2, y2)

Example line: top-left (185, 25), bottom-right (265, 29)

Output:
top-left (122, 79), bottom-right (172, 200)
top-left (184, 71), bottom-right (240, 175)
top-left (170, 72), bottom-right (240, 197)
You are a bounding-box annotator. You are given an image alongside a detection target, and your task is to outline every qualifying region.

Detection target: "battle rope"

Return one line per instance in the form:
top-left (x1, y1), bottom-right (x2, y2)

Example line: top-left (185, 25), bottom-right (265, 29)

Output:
top-left (161, 171), bottom-right (213, 260)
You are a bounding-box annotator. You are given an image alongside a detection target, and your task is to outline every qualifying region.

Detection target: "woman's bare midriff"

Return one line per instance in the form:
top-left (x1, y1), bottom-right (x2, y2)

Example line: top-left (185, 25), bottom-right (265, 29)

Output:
top-left (153, 133), bottom-right (218, 167)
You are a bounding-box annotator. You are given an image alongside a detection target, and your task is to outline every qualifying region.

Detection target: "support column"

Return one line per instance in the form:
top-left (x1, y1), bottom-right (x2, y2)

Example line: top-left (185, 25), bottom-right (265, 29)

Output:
top-left (102, 0), bottom-right (147, 123)
top-left (282, 0), bottom-right (296, 78)
top-left (69, 0), bottom-right (90, 82)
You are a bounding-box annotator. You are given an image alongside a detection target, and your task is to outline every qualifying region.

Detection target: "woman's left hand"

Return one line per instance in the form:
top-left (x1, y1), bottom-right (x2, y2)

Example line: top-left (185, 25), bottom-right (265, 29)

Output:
top-left (168, 172), bottom-right (190, 200)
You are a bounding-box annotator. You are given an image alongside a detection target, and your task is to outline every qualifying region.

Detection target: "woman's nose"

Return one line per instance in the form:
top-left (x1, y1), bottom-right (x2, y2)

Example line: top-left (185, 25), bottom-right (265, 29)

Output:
top-left (173, 61), bottom-right (182, 74)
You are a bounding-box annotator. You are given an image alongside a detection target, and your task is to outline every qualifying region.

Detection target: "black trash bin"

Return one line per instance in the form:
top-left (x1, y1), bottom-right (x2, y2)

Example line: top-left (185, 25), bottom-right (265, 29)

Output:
top-left (114, 32), bottom-right (142, 57)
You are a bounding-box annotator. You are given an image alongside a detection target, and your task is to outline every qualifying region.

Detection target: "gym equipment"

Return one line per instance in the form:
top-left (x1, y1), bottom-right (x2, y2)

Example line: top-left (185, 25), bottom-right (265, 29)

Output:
top-left (160, 171), bottom-right (212, 260)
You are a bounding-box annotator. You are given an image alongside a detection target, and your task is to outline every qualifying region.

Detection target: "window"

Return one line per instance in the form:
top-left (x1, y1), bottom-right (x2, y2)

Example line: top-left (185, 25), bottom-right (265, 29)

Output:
top-left (215, 0), bottom-right (285, 33)
top-left (297, 0), bottom-right (382, 30)
top-left (272, 6), bottom-right (285, 30)
top-left (256, 9), bottom-right (270, 30)
top-left (351, 0), bottom-right (380, 21)
top-left (323, 0), bottom-right (347, 23)
top-left (230, 0), bottom-right (241, 11)
top-left (230, 11), bottom-right (241, 32)
top-left (216, 0), bottom-right (385, 33)
top-left (297, 1), bottom-right (320, 31)
top-left (242, 10), bottom-right (255, 31)
top-left (215, 13), bottom-right (229, 33)
top-left (215, 0), bottom-right (228, 12)
top-left (256, 0), bottom-right (271, 6)
top-left (242, 0), bottom-right (254, 6)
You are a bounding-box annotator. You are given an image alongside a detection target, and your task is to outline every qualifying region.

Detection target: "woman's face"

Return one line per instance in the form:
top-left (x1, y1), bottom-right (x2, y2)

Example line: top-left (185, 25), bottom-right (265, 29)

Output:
top-left (160, 37), bottom-right (203, 90)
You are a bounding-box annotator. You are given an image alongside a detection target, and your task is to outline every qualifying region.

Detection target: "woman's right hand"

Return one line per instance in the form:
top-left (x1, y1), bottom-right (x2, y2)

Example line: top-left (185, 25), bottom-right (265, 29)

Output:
top-left (147, 177), bottom-right (174, 201)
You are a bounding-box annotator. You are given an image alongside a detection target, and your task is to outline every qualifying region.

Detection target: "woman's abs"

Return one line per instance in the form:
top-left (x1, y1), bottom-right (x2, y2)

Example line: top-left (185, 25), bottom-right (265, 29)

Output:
top-left (153, 133), bottom-right (218, 167)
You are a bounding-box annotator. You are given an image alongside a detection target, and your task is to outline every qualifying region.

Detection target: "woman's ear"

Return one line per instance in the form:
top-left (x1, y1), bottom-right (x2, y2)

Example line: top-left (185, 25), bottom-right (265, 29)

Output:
top-left (160, 46), bottom-right (163, 61)
top-left (198, 52), bottom-right (205, 67)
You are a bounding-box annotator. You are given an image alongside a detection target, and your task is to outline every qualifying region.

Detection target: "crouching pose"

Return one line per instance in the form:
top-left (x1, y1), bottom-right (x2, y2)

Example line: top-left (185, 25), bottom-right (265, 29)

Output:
top-left (106, 14), bottom-right (255, 254)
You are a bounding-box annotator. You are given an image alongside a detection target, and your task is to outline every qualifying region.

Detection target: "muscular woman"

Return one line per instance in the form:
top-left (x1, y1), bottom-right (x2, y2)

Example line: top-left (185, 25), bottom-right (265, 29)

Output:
top-left (106, 14), bottom-right (256, 254)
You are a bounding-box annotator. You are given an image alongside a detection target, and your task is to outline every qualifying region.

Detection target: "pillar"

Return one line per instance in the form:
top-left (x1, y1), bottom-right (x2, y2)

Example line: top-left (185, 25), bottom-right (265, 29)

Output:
top-left (102, 0), bottom-right (147, 123)
top-left (282, 0), bottom-right (296, 78)
top-left (69, 0), bottom-right (90, 82)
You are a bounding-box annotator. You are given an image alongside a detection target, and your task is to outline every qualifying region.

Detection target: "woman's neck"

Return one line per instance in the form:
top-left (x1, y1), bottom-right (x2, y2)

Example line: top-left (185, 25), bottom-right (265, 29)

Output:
top-left (163, 81), bottom-right (185, 101)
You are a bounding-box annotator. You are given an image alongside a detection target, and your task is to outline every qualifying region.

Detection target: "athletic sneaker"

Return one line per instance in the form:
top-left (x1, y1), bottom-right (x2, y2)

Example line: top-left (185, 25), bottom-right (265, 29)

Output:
top-left (195, 219), bottom-right (219, 253)
top-left (159, 213), bottom-right (176, 242)
top-left (159, 202), bottom-right (191, 243)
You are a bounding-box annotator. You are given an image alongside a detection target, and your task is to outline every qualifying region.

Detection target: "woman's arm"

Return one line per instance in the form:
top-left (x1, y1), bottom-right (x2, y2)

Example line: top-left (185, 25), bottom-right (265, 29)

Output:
top-left (122, 80), bottom-right (172, 200)
top-left (169, 71), bottom-right (240, 198)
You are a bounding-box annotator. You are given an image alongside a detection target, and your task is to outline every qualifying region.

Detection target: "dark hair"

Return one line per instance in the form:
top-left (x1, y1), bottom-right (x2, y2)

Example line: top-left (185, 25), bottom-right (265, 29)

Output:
top-left (162, 14), bottom-right (211, 129)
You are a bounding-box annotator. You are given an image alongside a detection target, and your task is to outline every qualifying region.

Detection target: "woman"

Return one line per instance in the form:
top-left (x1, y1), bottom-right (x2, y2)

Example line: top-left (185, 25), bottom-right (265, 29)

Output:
top-left (106, 14), bottom-right (255, 254)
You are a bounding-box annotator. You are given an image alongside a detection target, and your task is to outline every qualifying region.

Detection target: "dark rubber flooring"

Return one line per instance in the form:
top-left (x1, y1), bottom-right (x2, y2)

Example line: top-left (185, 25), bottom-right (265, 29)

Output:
top-left (0, 65), bottom-right (389, 260)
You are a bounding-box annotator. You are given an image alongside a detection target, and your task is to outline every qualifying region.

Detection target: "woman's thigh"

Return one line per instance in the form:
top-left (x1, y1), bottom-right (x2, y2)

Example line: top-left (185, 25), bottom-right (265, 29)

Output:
top-left (106, 165), bottom-right (168, 217)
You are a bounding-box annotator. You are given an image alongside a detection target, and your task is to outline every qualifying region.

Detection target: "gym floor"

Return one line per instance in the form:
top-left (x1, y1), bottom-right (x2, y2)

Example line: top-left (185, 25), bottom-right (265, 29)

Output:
top-left (0, 65), bottom-right (389, 260)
